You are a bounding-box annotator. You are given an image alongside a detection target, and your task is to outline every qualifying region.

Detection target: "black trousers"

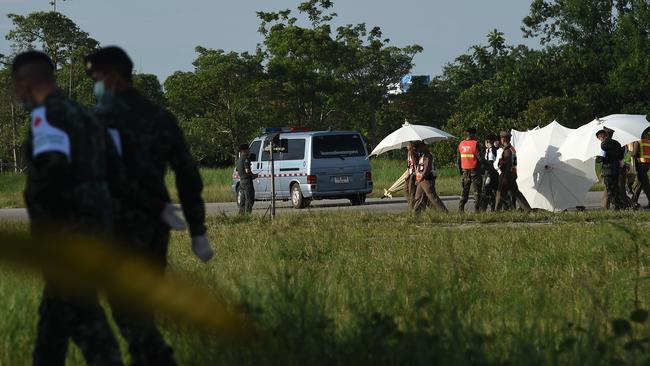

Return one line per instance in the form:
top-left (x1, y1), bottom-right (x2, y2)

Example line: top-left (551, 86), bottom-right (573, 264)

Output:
top-left (33, 281), bottom-right (123, 366)
top-left (30, 223), bottom-right (122, 366)
top-left (111, 219), bottom-right (177, 366)
top-left (239, 182), bottom-right (255, 215)
top-left (459, 169), bottom-right (483, 212)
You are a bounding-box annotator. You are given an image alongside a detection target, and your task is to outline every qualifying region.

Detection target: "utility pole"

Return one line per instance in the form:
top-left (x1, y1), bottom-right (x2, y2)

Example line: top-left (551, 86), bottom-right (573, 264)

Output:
top-left (50, 0), bottom-right (68, 13)
top-left (10, 100), bottom-right (17, 173)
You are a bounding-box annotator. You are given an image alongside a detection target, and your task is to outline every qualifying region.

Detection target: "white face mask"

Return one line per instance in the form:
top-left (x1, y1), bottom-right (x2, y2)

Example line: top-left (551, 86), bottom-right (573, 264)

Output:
top-left (93, 80), bottom-right (105, 100)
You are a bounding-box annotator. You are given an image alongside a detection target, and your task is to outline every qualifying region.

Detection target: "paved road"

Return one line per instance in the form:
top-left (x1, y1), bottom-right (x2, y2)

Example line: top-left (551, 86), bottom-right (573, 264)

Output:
top-left (1, 191), bottom-right (646, 221)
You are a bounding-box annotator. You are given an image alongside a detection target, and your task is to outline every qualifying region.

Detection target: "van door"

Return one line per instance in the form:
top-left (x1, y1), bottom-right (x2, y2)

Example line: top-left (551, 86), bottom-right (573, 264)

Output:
top-left (276, 139), bottom-right (306, 198)
top-left (248, 140), bottom-right (263, 199)
top-left (260, 138), bottom-right (307, 199)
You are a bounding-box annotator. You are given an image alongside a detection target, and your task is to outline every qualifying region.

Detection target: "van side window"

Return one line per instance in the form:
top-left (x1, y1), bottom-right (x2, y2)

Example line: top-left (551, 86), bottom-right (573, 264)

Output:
top-left (249, 141), bottom-right (261, 162)
top-left (313, 134), bottom-right (366, 159)
top-left (262, 139), bottom-right (306, 161)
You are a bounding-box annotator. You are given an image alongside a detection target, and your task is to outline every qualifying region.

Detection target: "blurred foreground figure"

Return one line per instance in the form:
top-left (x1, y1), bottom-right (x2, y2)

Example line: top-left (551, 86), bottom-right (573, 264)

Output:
top-left (85, 46), bottom-right (213, 366)
top-left (12, 51), bottom-right (123, 366)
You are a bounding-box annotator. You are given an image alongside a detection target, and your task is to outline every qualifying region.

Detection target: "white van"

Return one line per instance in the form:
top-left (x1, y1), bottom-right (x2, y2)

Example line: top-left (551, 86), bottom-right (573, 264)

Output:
top-left (231, 129), bottom-right (373, 208)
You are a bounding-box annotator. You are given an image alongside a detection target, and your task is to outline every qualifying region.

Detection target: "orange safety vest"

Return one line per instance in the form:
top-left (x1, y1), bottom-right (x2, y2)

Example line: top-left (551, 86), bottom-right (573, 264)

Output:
top-left (458, 139), bottom-right (479, 170)
top-left (640, 139), bottom-right (650, 163)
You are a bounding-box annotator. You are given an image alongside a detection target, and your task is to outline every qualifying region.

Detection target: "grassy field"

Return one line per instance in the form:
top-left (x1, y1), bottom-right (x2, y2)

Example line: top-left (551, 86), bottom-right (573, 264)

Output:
top-left (1, 211), bottom-right (649, 365)
top-left (0, 160), bottom-right (464, 207)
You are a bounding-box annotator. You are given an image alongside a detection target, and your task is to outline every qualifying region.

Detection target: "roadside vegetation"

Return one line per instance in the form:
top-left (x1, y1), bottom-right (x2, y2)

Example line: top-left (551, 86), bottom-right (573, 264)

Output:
top-left (1, 211), bottom-right (649, 365)
top-left (0, 158), bottom-right (606, 208)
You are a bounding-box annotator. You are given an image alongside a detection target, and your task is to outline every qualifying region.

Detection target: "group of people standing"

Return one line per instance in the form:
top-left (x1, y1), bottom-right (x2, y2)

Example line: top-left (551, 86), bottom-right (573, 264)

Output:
top-left (406, 126), bottom-right (650, 213)
top-left (11, 47), bottom-right (213, 365)
top-left (597, 127), bottom-right (650, 210)
top-left (404, 128), bottom-right (532, 213)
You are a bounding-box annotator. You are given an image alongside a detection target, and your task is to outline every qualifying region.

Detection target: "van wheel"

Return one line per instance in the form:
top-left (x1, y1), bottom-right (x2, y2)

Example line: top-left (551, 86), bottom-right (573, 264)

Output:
top-left (236, 185), bottom-right (242, 206)
top-left (291, 184), bottom-right (307, 209)
top-left (349, 194), bottom-right (366, 206)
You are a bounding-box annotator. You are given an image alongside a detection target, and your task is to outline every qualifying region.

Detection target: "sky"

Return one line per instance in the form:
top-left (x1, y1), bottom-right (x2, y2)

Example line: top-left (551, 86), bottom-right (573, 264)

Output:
top-left (0, 0), bottom-right (540, 82)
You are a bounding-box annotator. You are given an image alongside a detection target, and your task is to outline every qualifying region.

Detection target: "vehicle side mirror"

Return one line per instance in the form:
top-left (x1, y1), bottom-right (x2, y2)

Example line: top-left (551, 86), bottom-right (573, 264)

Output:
top-left (250, 153), bottom-right (257, 161)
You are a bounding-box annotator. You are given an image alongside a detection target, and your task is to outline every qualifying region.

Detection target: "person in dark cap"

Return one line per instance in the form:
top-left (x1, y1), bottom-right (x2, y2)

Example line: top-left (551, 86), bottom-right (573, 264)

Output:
top-left (596, 128), bottom-right (626, 210)
top-left (494, 131), bottom-right (531, 212)
top-left (236, 143), bottom-right (258, 214)
top-left (12, 51), bottom-right (123, 366)
top-left (85, 46), bottom-right (213, 365)
top-left (456, 127), bottom-right (484, 212)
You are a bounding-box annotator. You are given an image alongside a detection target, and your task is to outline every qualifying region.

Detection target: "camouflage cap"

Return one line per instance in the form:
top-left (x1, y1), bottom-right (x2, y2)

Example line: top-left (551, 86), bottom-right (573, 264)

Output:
top-left (500, 131), bottom-right (511, 138)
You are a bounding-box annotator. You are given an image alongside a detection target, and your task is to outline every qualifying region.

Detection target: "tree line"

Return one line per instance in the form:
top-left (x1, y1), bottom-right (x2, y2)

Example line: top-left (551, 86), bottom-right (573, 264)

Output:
top-left (1, 0), bottom-right (649, 170)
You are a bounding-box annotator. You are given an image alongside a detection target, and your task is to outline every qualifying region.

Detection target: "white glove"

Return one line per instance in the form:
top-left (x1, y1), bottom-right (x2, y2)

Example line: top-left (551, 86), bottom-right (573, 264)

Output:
top-left (191, 235), bottom-right (214, 262)
top-left (160, 203), bottom-right (186, 231)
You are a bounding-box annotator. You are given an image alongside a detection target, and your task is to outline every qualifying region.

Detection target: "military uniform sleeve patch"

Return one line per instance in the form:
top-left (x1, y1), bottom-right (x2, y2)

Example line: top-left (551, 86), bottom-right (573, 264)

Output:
top-left (107, 128), bottom-right (123, 156)
top-left (31, 106), bottom-right (71, 161)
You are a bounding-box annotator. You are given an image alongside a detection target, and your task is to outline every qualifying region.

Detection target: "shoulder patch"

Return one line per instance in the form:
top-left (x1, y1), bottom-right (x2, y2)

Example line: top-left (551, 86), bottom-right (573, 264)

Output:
top-left (107, 128), bottom-right (123, 156)
top-left (31, 106), bottom-right (71, 161)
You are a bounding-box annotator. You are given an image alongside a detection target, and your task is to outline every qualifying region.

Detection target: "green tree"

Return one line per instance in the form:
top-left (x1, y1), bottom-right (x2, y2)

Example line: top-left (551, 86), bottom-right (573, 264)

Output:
top-left (165, 47), bottom-right (267, 164)
top-left (133, 73), bottom-right (166, 107)
top-left (6, 11), bottom-right (99, 102)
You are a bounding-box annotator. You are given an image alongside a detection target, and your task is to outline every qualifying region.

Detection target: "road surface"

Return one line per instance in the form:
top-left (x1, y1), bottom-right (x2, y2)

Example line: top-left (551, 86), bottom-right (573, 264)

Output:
top-left (0, 191), bottom-right (646, 221)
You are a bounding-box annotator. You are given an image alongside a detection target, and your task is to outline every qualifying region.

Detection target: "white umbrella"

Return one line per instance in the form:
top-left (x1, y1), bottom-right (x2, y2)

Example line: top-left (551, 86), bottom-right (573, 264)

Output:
top-left (558, 114), bottom-right (650, 162)
top-left (382, 169), bottom-right (409, 198)
top-left (511, 126), bottom-right (539, 148)
top-left (369, 122), bottom-right (454, 157)
top-left (516, 121), bottom-right (599, 211)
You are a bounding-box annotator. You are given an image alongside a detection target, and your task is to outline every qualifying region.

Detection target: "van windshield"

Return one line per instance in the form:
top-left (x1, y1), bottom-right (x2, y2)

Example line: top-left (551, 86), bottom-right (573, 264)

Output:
top-left (313, 134), bottom-right (366, 159)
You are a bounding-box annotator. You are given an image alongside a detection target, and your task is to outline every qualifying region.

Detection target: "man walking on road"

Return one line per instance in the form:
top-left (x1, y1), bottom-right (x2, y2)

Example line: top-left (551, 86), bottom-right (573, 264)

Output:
top-left (457, 128), bottom-right (484, 213)
top-left (494, 131), bottom-right (531, 212)
top-left (413, 143), bottom-right (448, 212)
top-left (597, 128), bottom-right (625, 210)
top-left (630, 131), bottom-right (650, 208)
top-left (85, 46), bottom-right (213, 365)
top-left (236, 144), bottom-right (258, 215)
top-left (12, 51), bottom-right (123, 366)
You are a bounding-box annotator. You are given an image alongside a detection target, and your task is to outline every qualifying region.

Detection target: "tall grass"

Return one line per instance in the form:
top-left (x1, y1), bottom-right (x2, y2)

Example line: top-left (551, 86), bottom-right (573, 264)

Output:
top-left (0, 174), bottom-right (26, 208)
top-left (1, 211), bottom-right (649, 364)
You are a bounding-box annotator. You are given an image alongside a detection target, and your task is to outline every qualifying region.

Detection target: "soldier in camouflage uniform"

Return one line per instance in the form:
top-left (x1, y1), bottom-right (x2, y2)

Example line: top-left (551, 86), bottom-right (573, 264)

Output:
top-left (12, 51), bottom-right (123, 366)
top-left (84, 46), bottom-right (213, 366)
top-left (236, 144), bottom-right (257, 215)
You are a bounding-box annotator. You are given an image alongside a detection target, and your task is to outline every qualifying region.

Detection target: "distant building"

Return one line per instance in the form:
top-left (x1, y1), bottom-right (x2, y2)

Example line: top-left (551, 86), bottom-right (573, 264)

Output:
top-left (387, 75), bottom-right (431, 95)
